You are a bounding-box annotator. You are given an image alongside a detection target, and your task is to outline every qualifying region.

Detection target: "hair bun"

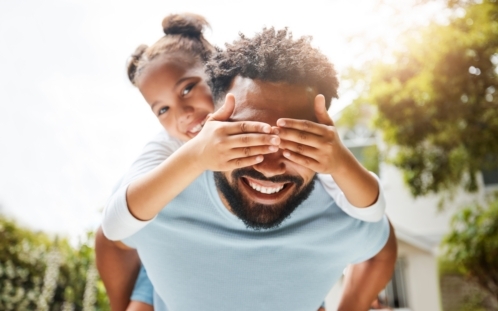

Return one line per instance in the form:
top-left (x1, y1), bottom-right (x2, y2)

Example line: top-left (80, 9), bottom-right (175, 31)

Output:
top-left (162, 13), bottom-right (209, 37)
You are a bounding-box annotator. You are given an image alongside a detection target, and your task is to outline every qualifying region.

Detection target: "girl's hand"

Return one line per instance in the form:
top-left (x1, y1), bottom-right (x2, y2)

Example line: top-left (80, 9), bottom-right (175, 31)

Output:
top-left (191, 94), bottom-right (280, 172)
top-left (276, 94), bottom-right (352, 176)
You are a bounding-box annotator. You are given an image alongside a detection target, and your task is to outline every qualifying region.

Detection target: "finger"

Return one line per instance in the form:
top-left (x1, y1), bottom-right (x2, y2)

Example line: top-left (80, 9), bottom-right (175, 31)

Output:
top-left (278, 140), bottom-right (319, 159)
top-left (221, 121), bottom-right (272, 135)
top-left (314, 94), bottom-right (334, 126)
top-left (223, 155), bottom-right (265, 171)
top-left (277, 127), bottom-right (323, 149)
top-left (202, 113), bottom-right (212, 125)
top-left (223, 133), bottom-right (280, 148)
top-left (230, 145), bottom-right (279, 158)
top-left (208, 93), bottom-right (235, 122)
top-left (281, 149), bottom-right (321, 171)
top-left (276, 118), bottom-right (328, 136)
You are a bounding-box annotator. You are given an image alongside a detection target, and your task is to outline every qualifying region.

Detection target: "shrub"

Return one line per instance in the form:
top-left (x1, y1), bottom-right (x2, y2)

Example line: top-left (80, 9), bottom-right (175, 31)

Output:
top-left (442, 193), bottom-right (498, 306)
top-left (0, 216), bottom-right (109, 310)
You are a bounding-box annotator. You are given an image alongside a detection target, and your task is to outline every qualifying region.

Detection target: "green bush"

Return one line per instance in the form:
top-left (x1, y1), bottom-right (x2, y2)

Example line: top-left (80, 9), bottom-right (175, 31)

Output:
top-left (442, 193), bottom-right (498, 306)
top-left (0, 216), bottom-right (109, 310)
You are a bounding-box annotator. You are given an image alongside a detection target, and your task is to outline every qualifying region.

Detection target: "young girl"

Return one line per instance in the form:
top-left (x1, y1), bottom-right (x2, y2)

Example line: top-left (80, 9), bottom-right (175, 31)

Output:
top-left (98, 13), bottom-right (386, 311)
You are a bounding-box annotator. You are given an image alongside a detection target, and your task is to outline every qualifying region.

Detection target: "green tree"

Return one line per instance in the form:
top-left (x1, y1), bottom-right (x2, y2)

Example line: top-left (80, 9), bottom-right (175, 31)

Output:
top-left (348, 0), bottom-right (498, 197)
top-left (341, 0), bottom-right (498, 305)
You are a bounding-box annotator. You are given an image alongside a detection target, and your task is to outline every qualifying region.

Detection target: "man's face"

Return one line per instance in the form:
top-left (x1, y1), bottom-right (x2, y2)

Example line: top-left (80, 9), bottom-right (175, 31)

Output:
top-left (214, 76), bottom-right (319, 230)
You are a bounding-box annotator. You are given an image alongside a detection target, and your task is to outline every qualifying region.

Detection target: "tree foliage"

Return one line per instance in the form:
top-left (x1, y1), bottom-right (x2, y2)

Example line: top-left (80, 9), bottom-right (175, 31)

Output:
top-left (342, 2), bottom-right (498, 305)
top-left (0, 216), bottom-right (109, 310)
top-left (442, 193), bottom-right (498, 305)
top-left (356, 0), bottom-right (498, 196)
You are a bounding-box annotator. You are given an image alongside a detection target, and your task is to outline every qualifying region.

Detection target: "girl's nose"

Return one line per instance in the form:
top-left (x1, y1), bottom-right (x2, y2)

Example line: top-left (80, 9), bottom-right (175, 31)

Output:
top-left (176, 105), bottom-right (194, 124)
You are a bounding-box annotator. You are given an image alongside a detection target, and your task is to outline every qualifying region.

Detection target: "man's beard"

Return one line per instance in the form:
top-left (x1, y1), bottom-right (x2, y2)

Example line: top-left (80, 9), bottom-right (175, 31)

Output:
top-left (213, 168), bottom-right (315, 230)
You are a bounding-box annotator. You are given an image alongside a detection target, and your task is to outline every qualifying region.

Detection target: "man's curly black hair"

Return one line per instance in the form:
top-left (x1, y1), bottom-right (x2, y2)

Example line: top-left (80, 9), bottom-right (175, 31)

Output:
top-left (205, 27), bottom-right (339, 109)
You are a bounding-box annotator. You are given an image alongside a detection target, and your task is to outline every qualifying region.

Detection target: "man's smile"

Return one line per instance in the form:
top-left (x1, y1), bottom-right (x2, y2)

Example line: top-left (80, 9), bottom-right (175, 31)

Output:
top-left (239, 176), bottom-right (296, 205)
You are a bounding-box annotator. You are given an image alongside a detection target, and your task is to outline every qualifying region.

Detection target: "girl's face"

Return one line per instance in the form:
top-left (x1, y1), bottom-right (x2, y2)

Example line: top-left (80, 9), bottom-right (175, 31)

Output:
top-left (137, 56), bottom-right (214, 141)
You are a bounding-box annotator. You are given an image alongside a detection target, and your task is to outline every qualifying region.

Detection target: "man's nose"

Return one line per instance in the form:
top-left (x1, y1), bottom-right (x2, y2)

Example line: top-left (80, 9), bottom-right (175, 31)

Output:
top-left (252, 150), bottom-right (286, 178)
top-left (176, 105), bottom-right (194, 124)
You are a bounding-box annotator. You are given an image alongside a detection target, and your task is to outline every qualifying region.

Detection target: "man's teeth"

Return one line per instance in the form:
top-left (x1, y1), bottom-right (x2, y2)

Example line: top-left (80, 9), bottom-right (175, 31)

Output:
top-left (248, 181), bottom-right (284, 194)
top-left (190, 123), bottom-right (203, 133)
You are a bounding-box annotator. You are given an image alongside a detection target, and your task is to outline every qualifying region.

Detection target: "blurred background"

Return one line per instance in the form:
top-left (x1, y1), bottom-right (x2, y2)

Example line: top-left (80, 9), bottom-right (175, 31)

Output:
top-left (0, 0), bottom-right (438, 240)
top-left (0, 0), bottom-right (496, 310)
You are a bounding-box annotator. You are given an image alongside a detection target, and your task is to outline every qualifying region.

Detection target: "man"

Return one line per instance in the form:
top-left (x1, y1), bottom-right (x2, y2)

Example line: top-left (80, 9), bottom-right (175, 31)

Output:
top-left (96, 27), bottom-right (396, 311)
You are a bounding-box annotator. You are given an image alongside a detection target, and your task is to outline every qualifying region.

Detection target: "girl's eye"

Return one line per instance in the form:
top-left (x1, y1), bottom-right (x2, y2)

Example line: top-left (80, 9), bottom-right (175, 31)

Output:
top-left (182, 83), bottom-right (195, 96)
top-left (158, 106), bottom-right (169, 116)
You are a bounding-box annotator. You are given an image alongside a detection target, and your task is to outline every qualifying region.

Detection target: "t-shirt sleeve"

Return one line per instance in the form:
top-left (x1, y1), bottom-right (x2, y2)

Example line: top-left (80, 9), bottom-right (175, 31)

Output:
top-left (130, 265), bottom-right (154, 305)
top-left (350, 215), bottom-right (390, 264)
top-left (101, 130), bottom-right (184, 241)
top-left (317, 172), bottom-right (386, 222)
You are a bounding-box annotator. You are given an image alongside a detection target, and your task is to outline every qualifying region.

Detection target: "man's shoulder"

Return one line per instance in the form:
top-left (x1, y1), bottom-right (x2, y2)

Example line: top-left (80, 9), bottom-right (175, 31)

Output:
top-left (303, 178), bottom-right (341, 210)
top-left (301, 179), bottom-right (390, 260)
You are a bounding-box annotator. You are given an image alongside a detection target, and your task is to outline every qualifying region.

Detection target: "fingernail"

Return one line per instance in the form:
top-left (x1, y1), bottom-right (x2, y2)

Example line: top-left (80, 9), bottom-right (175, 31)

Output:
top-left (272, 127), bottom-right (280, 135)
top-left (256, 155), bottom-right (264, 162)
top-left (277, 120), bottom-right (286, 126)
top-left (269, 145), bottom-right (278, 152)
top-left (263, 125), bottom-right (271, 133)
top-left (270, 137), bottom-right (280, 145)
top-left (283, 151), bottom-right (290, 157)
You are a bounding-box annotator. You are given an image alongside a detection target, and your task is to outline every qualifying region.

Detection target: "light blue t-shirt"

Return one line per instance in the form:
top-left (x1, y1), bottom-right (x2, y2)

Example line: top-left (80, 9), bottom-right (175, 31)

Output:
top-left (125, 171), bottom-right (389, 311)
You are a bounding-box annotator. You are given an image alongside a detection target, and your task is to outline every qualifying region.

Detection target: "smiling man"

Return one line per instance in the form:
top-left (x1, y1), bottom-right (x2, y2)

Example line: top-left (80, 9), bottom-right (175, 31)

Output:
top-left (213, 78), bottom-right (321, 230)
top-left (98, 28), bottom-right (396, 311)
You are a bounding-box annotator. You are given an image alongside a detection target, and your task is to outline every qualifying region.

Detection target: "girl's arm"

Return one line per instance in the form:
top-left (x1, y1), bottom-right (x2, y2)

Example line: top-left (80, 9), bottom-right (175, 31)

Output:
top-left (125, 95), bottom-right (279, 222)
top-left (102, 130), bottom-right (183, 240)
top-left (276, 95), bottom-right (381, 213)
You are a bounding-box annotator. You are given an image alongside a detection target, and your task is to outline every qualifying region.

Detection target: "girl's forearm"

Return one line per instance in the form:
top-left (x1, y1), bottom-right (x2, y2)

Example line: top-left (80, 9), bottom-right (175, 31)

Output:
top-left (126, 139), bottom-right (205, 221)
top-left (330, 151), bottom-right (379, 208)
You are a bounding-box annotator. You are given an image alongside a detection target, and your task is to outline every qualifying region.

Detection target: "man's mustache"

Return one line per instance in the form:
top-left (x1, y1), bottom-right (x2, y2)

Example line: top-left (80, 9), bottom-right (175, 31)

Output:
top-left (231, 167), bottom-right (303, 185)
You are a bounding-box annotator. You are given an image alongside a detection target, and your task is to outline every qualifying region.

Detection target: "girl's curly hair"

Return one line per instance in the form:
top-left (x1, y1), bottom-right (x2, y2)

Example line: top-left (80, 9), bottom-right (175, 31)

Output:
top-left (127, 13), bottom-right (214, 85)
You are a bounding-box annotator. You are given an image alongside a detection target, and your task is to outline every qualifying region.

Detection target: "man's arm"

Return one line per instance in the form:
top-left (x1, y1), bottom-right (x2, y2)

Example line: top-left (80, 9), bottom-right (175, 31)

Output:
top-left (95, 226), bottom-right (141, 311)
top-left (337, 220), bottom-right (397, 311)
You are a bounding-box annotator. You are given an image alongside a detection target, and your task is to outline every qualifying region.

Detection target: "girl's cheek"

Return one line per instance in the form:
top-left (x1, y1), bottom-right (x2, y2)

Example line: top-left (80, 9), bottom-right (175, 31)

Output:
top-left (159, 116), bottom-right (173, 132)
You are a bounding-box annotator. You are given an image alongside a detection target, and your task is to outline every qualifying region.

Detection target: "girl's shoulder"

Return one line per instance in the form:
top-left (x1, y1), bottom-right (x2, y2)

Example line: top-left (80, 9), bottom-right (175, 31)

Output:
top-left (153, 129), bottom-right (184, 146)
top-left (143, 130), bottom-right (184, 154)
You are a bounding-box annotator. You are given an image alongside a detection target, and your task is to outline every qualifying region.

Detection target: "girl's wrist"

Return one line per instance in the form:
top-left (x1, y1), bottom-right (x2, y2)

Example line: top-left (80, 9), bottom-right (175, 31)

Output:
top-left (181, 138), bottom-right (208, 173)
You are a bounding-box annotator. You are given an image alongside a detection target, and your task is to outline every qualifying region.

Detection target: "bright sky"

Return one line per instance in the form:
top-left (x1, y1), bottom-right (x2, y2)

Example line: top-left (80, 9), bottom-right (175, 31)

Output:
top-left (0, 0), bottom-right (444, 241)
